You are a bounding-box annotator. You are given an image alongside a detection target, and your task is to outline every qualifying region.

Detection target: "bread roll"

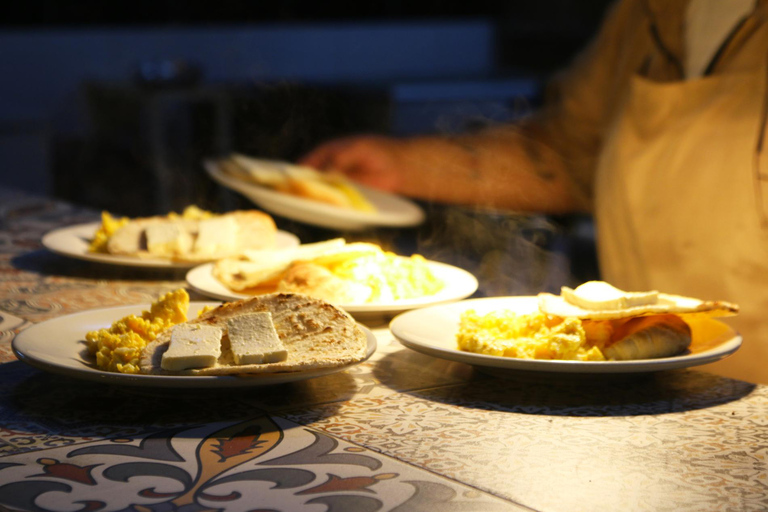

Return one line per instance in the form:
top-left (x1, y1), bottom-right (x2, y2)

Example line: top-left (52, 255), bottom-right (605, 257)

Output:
top-left (602, 314), bottom-right (692, 360)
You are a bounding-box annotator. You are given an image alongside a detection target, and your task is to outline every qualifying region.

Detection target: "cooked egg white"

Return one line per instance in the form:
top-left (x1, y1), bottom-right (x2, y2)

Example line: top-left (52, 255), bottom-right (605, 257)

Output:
top-left (456, 309), bottom-right (606, 361)
top-left (85, 289), bottom-right (190, 373)
top-left (326, 250), bottom-right (443, 302)
top-left (561, 281), bottom-right (658, 311)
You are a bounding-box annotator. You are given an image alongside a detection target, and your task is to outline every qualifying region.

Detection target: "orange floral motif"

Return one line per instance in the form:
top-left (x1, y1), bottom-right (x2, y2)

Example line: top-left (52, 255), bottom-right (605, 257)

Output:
top-left (35, 458), bottom-right (99, 485)
top-left (298, 472), bottom-right (397, 494)
top-left (170, 417), bottom-right (282, 508)
top-left (212, 425), bottom-right (269, 462)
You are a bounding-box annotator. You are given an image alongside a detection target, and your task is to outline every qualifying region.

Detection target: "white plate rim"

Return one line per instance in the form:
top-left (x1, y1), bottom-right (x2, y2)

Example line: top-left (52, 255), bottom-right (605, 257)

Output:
top-left (186, 260), bottom-right (479, 314)
top-left (389, 296), bottom-right (743, 374)
top-left (12, 302), bottom-right (377, 388)
top-left (205, 159), bottom-right (425, 230)
top-left (42, 222), bottom-right (301, 269)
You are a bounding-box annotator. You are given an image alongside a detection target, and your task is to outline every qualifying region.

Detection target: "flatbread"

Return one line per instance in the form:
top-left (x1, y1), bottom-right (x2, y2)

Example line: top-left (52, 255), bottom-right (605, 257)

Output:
top-left (212, 238), bottom-right (346, 291)
top-left (139, 293), bottom-right (368, 376)
top-left (538, 292), bottom-right (739, 321)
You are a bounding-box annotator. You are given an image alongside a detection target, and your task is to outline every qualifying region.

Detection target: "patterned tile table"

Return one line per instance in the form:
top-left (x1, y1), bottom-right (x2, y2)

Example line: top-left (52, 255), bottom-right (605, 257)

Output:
top-left (0, 189), bottom-right (766, 511)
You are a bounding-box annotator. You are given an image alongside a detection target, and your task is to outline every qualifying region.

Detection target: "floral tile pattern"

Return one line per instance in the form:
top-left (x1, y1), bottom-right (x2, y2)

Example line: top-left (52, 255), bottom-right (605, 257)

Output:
top-left (0, 415), bottom-right (524, 512)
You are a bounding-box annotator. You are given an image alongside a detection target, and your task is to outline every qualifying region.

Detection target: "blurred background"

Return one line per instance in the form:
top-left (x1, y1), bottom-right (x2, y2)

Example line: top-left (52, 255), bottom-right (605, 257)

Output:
top-left (0, 0), bottom-right (613, 212)
top-left (0, 0), bottom-right (614, 291)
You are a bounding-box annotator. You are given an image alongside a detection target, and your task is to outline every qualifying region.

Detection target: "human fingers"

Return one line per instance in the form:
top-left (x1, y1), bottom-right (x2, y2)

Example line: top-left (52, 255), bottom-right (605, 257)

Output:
top-left (324, 138), bottom-right (403, 191)
top-left (298, 137), bottom-right (360, 171)
top-left (298, 136), bottom-right (402, 190)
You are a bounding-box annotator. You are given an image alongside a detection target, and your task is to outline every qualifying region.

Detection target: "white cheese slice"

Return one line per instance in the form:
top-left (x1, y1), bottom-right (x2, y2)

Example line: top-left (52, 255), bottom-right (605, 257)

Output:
top-left (561, 281), bottom-right (658, 311)
top-left (226, 312), bottom-right (287, 365)
top-left (145, 222), bottom-right (193, 257)
top-left (161, 323), bottom-right (223, 371)
top-left (193, 216), bottom-right (238, 257)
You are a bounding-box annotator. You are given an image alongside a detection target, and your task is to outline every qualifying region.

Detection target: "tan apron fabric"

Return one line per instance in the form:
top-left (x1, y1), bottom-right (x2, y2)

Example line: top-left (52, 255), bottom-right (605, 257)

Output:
top-left (594, 66), bottom-right (768, 384)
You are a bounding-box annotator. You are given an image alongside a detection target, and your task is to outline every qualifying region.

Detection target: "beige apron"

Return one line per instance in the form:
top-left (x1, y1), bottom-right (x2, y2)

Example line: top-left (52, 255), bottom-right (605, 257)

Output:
top-left (595, 66), bottom-right (768, 384)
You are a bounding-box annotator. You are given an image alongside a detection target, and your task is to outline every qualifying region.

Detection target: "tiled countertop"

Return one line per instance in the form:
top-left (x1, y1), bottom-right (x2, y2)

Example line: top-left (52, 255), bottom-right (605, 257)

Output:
top-left (0, 189), bottom-right (766, 511)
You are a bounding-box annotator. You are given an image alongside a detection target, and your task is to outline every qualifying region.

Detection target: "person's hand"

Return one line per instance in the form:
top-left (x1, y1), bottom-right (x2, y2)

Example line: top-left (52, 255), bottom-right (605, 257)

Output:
top-left (298, 135), bottom-right (410, 193)
top-left (299, 129), bottom-right (583, 213)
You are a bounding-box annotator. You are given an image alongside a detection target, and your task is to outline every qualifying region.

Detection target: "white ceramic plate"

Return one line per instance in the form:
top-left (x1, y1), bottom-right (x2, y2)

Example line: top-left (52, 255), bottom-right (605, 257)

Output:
top-left (12, 302), bottom-right (377, 388)
top-left (186, 260), bottom-right (479, 315)
top-left (42, 222), bottom-right (300, 269)
top-left (389, 296), bottom-right (742, 374)
top-left (205, 159), bottom-right (425, 231)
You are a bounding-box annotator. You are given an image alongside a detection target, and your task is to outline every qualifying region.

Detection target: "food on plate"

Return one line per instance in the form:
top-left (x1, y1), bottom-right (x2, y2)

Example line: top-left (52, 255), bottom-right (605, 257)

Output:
top-left (212, 238), bottom-right (444, 304)
top-left (225, 312), bottom-right (288, 365)
top-left (537, 281), bottom-right (737, 320)
top-left (159, 323), bottom-right (223, 371)
top-left (89, 206), bottom-right (277, 262)
top-left (218, 153), bottom-right (376, 212)
top-left (140, 292), bottom-right (368, 376)
top-left (85, 289), bottom-right (367, 376)
top-left (457, 281), bottom-right (738, 361)
top-left (457, 310), bottom-right (604, 361)
top-left (85, 288), bottom-right (190, 374)
top-left (214, 238), bottom-right (348, 291)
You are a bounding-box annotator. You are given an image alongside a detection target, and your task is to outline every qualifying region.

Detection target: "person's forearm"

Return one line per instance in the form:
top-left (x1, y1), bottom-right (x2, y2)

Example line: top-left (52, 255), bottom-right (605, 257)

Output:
top-left (397, 126), bottom-right (587, 214)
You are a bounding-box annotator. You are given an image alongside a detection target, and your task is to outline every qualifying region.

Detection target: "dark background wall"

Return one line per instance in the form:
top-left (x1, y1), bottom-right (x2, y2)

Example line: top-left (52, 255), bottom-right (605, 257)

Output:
top-left (0, 0), bottom-right (614, 216)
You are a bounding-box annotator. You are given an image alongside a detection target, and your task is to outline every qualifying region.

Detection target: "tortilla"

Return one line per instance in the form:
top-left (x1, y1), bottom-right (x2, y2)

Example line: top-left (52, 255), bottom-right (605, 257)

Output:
top-left (212, 238), bottom-right (347, 291)
top-left (538, 292), bottom-right (739, 321)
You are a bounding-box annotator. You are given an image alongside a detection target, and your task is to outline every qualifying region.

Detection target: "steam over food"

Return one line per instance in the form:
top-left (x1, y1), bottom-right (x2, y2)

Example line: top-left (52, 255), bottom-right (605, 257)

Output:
top-left (457, 281), bottom-right (738, 361)
top-left (218, 153), bottom-right (377, 212)
top-left (213, 238), bottom-right (444, 304)
top-left (89, 206), bottom-right (277, 262)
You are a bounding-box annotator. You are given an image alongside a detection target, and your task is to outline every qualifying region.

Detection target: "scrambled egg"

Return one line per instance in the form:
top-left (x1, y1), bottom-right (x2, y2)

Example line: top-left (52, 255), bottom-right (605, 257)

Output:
top-left (85, 289), bottom-right (190, 373)
top-left (457, 309), bottom-right (606, 361)
top-left (89, 211), bottom-right (129, 253)
top-left (88, 206), bottom-right (213, 253)
top-left (325, 251), bottom-right (443, 302)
